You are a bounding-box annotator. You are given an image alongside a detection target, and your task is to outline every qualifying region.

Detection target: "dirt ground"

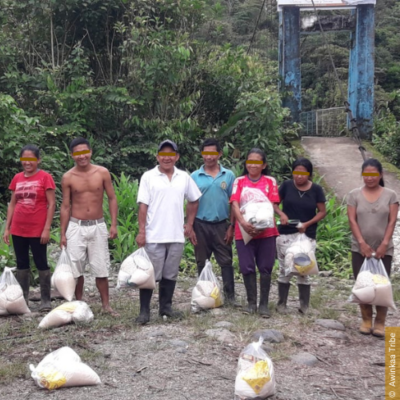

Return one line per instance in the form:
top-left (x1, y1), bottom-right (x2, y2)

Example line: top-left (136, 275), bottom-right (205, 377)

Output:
top-left (0, 268), bottom-right (397, 400)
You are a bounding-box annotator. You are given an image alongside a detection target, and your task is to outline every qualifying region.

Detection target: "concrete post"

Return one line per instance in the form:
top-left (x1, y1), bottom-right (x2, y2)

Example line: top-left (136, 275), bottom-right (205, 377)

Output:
top-left (348, 5), bottom-right (375, 139)
top-left (279, 7), bottom-right (301, 122)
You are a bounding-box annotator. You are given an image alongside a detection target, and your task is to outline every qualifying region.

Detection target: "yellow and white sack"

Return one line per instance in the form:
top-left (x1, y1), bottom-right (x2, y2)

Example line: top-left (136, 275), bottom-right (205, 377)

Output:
top-left (349, 257), bottom-right (396, 310)
top-left (30, 347), bottom-right (101, 390)
top-left (39, 301), bottom-right (94, 329)
top-left (117, 247), bottom-right (156, 290)
top-left (51, 248), bottom-right (76, 301)
top-left (191, 260), bottom-right (223, 313)
top-left (284, 234), bottom-right (318, 277)
top-left (235, 337), bottom-right (276, 399)
top-left (0, 267), bottom-right (30, 315)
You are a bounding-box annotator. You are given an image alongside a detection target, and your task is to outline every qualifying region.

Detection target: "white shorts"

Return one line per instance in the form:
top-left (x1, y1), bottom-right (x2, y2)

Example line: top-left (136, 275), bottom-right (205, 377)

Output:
top-left (66, 219), bottom-right (110, 278)
top-left (276, 233), bottom-right (316, 285)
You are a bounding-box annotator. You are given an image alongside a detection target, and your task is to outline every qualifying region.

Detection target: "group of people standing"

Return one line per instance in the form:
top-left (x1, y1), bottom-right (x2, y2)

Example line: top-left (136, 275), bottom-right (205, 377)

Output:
top-left (2, 137), bottom-right (398, 338)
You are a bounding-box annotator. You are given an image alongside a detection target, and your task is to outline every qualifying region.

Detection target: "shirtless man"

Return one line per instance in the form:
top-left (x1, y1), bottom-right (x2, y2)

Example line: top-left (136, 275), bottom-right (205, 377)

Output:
top-left (60, 137), bottom-right (118, 315)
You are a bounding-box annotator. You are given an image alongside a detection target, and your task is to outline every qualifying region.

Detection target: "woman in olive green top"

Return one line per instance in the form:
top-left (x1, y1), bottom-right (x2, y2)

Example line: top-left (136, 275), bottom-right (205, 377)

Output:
top-left (347, 159), bottom-right (399, 338)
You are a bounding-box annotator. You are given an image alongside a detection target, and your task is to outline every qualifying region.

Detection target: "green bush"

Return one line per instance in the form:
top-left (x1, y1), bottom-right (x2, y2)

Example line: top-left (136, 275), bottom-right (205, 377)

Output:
top-left (316, 196), bottom-right (352, 278)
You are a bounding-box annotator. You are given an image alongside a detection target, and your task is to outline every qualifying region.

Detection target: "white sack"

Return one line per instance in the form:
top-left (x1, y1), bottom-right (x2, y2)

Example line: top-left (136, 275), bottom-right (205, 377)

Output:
top-left (235, 337), bottom-right (276, 399)
top-left (52, 248), bottom-right (76, 301)
top-left (0, 267), bottom-right (30, 315)
top-left (39, 301), bottom-right (94, 329)
top-left (30, 347), bottom-right (101, 390)
top-left (191, 260), bottom-right (223, 313)
top-left (117, 248), bottom-right (156, 290)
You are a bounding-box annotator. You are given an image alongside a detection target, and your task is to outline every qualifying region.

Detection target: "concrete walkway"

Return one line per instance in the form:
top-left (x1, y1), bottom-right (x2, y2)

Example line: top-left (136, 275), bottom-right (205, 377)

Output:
top-left (300, 136), bottom-right (400, 271)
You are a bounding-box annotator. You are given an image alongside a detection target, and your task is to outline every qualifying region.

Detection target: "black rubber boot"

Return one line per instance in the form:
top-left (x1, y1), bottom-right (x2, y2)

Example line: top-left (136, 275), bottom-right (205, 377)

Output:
top-left (242, 273), bottom-right (257, 314)
top-left (276, 282), bottom-right (291, 313)
top-left (135, 289), bottom-right (153, 325)
top-left (221, 266), bottom-right (235, 306)
top-left (258, 273), bottom-right (271, 318)
top-left (16, 269), bottom-right (30, 304)
top-left (38, 269), bottom-right (52, 311)
top-left (159, 279), bottom-right (183, 319)
top-left (298, 284), bottom-right (311, 314)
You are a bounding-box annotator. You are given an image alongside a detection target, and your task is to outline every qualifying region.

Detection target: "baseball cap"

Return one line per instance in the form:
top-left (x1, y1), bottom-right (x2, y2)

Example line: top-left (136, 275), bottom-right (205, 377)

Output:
top-left (158, 139), bottom-right (178, 152)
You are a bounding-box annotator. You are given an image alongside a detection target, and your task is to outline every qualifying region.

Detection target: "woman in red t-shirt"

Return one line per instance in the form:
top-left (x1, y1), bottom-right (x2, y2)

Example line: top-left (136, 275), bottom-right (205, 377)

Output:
top-left (2, 145), bottom-right (56, 311)
top-left (230, 148), bottom-right (280, 317)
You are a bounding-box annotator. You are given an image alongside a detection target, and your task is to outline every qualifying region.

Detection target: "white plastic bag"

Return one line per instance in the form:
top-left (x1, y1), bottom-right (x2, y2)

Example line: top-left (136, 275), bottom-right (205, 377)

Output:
top-left (235, 337), bottom-right (276, 399)
top-left (39, 301), bottom-right (94, 329)
top-left (0, 267), bottom-right (30, 315)
top-left (284, 234), bottom-right (318, 277)
top-left (30, 347), bottom-right (101, 390)
top-left (117, 247), bottom-right (156, 290)
top-left (51, 248), bottom-right (76, 301)
top-left (349, 257), bottom-right (396, 310)
top-left (238, 188), bottom-right (274, 244)
top-left (191, 260), bottom-right (223, 313)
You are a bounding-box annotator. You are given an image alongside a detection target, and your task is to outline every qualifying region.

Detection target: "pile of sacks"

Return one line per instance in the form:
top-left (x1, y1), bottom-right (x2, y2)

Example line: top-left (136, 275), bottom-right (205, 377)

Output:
top-left (0, 267), bottom-right (30, 315)
top-left (191, 260), bottom-right (223, 313)
top-left (117, 248), bottom-right (155, 290)
top-left (30, 347), bottom-right (101, 390)
top-left (39, 301), bottom-right (94, 329)
top-left (284, 234), bottom-right (318, 276)
top-left (51, 248), bottom-right (76, 301)
top-left (351, 258), bottom-right (396, 309)
top-left (235, 337), bottom-right (276, 399)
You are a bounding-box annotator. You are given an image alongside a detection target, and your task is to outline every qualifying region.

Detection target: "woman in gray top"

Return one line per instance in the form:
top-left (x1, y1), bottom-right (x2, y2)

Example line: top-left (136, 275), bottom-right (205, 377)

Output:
top-left (347, 159), bottom-right (399, 338)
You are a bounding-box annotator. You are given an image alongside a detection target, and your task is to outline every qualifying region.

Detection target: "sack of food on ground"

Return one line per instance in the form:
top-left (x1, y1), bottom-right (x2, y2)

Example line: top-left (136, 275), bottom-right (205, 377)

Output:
top-left (235, 337), bottom-right (276, 399)
top-left (349, 257), bottom-right (396, 310)
top-left (117, 247), bottom-right (156, 290)
top-left (30, 346), bottom-right (101, 390)
top-left (191, 260), bottom-right (223, 313)
top-left (39, 301), bottom-right (94, 329)
top-left (239, 187), bottom-right (275, 245)
top-left (0, 267), bottom-right (30, 315)
top-left (51, 248), bottom-right (76, 301)
top-left (284, 233), bottom-right (318, 277)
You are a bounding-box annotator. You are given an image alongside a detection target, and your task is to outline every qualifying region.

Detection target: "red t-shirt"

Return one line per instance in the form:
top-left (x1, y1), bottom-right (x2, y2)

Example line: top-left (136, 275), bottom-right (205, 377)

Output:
top-left (230, 175), bottom-right (280, 241)
top-left (9, 170), bottom-right (56, 237)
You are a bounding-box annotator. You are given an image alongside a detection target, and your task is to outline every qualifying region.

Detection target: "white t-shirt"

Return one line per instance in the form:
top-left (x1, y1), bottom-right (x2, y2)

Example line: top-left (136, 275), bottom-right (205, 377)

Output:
top-left (137, 166), bottom-right (202, 243)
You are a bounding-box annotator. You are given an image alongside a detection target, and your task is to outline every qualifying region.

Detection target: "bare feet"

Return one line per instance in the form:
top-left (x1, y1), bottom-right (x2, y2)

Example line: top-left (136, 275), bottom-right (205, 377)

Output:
top-left (101, 305), bottom-right (120, 317)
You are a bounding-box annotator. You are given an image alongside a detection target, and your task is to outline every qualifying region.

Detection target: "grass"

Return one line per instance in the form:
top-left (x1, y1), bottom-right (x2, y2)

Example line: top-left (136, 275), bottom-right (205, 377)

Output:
top-left (362, 141), bottom-right (400, 180)
top-left (0, 362), bottom-right (27, 385)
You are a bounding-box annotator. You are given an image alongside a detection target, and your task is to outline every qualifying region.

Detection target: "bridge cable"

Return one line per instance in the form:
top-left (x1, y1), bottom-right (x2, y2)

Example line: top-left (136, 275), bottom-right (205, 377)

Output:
top-left (309, 0), bottom-right (367, 161)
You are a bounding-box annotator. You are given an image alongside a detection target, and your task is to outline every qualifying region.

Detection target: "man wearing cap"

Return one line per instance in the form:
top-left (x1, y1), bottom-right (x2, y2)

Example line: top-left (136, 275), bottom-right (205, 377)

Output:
top-left (135, 140), bottom-right (201, 324)
top-left (190, 138), bottom-right (236, 305)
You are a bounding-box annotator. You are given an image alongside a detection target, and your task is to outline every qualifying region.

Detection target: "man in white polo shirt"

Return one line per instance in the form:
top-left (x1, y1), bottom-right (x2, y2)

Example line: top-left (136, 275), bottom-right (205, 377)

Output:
top-left (135, 140), bottom-right (201, 324)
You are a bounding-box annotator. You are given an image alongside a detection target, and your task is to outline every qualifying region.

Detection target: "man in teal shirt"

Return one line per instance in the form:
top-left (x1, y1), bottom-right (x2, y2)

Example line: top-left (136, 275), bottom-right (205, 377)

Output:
top-left (191, 138), bottom-right (236, 304)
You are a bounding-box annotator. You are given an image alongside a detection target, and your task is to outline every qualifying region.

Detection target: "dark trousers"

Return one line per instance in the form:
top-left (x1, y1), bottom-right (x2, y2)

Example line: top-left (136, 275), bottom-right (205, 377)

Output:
top-left (193, 219), bottom-right (233, 274)
top-left (236, 236), bottom-right (276, 276)
top-left (12, 235), bottom-right (49, 271)
top-left (351, 251), bottom-right (392, 279)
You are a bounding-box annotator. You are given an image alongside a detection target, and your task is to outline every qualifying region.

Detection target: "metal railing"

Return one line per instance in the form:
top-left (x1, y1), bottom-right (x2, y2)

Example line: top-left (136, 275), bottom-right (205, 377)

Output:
top-left (299, 107), bottom-right (347, 136)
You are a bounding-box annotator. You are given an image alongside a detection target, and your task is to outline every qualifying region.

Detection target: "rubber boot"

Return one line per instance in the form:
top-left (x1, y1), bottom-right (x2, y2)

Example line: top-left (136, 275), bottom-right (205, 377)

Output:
top-left (258, 273), bottom-right (271, 318)
top-left (276, 282), bottom-right (290, 313)
top-left (242, 273), bottom-right (257, 314)
top-left (372, 306), bottom-right (387, 338)
top-left (298, 284), bottom-right (310, 314)
top-left (135, 289), bottom-right (153, 325)
top-left (359, 304), bottom-right (373, 335)
top-left (221, 266), bottom-right (235, 306)
top-left (159, 279), bottom-right (183, 319)
top-left (16, 269), bottom-right (30, 304)
top-left (38, 269), bottom-right (52, 311)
